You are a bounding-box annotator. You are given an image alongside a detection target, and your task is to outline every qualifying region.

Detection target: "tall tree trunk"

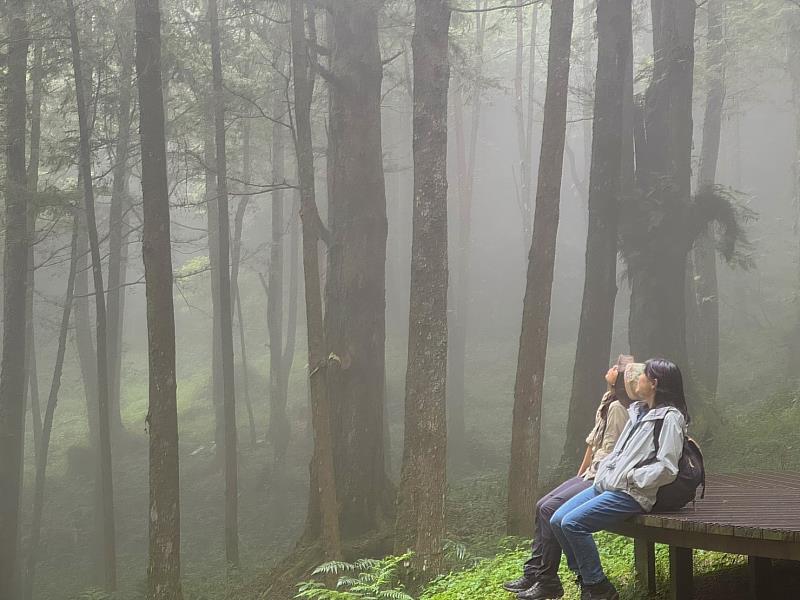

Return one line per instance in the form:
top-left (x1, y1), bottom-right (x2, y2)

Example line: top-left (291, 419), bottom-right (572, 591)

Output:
top-left (627, 0), bottom-right (696, 369)
top-left (291, 0), bottom-right (342, 560)
top-left (580, 0), bottom-right (594, 188)
top-left (75, 223), bottom-right (100, 451)
top-left (506, 0), bottom-right (575, 537)
top-left (208, 0), bottom-right (239, 569)
top-left (448, 0), bottom-right (487, 468)
top-left (204, 104), bottom-right (225, 459)
top-left (135, 0), bottom-right (184, 594)
top-left (268, 88), bottom-right (290, 495)
top-left (67, 0), bottom-right (117, 588)
top-left (25, 226), bottom-right (41, 465)
top-left (23, 216), bottom-right (79, 600)
top-left (0, 0), bottom-right (30, 594)
top-left (230, 29), bottom-right (256, 449)
top-left (394, 0), bottom-right (450, 578)
top-left (232, 122), bottom-right (256, 450)
top-left (25, 35), bottom-right (45, 464)
top-left (107, 0), bottom-right (135, 435)
top-left (562, 0), bottom-right (632, 465)
top-left (789, 11), bottom-right (800, 374)
top-left (325, 0), bottom-right (392, 539)
top-left (688, 0), bottom-right (724, 400)
top-left (515, 3), bottom-right (538, 246)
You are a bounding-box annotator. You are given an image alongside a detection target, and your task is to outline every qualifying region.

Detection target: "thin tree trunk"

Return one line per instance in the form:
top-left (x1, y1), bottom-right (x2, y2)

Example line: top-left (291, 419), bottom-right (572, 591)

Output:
top-left (789, 11), bottom-right (800, 375)
top-left (688, 0), bottom-right (724, 400)
top-left (506, 0), bottom-right (575, 537)
top-left (268, 87), bottom-right (290, 491)
top-left (448, 0), bottom-right (487, 468)
top-left (231, 114), bottom-right (256, 449)
top-left (291, 0), bottom-right (342, 560)
top-left (75, 224), bottom-right (100, 450)
top-left (25, 35), bottom-right (45, 463)
top-left (562, 0), bottom-right (632, 465)
top-left (107, 0), bottom-right (135, 435)
top-left (204, 104), bottom-right (225, 459)
top-left (23, 216), bottom-right (79, 600)
top-left (67, 0), bottom-right (117, 588)
top-left (395, 0), bottom-right (450, 578)
top-left (515, 3), bottom-right (538, 246)
top-left (135, 0), bottom-right (184, 594)
top-left (208, 0), bottom-right (239, 568)
top-left (0, 0), bottom-right (30, 594)
top-left (25, 243), bottom-right (42, 463)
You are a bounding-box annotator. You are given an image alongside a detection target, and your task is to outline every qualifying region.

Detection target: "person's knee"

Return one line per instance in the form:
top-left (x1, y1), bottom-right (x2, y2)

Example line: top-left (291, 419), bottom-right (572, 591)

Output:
top-left (537, 497), bottom-right (558, 520)
top-left (561, 514), bottom-right (587, 536)
top-left (548, 511), bottom-right (563, 531)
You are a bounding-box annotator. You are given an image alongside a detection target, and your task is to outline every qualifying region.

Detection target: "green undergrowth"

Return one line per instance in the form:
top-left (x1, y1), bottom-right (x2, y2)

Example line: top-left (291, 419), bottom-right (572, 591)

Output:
top-left (295, 534), bottom-right (746, 600)
top-left (420, 534), bottom-right (744, 600)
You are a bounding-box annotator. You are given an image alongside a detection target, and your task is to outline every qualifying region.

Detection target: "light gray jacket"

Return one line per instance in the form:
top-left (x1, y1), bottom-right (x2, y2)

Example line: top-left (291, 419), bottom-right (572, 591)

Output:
top-left (593, 401), bottom-right (687, 512)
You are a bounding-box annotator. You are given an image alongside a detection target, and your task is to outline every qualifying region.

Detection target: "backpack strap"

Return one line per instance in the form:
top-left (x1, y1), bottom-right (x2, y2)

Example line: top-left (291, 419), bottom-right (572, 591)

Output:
top-left (652, 418), bottom-right (663, 456)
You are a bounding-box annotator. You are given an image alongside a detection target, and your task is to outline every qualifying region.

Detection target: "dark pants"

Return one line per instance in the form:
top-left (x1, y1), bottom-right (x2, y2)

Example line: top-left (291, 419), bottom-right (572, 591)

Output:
top-left (523, 476), bottom-right (592, 581)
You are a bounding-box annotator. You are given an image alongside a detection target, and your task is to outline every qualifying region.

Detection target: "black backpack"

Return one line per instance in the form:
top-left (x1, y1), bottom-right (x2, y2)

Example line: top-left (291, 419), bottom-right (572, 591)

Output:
top-left (648, 418), bottom-right (706, 512)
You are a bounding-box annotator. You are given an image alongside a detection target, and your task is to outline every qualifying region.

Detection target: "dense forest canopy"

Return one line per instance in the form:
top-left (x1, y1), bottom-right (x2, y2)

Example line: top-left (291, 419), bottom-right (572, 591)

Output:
top-left (0, 0), bottom-right (798, 598)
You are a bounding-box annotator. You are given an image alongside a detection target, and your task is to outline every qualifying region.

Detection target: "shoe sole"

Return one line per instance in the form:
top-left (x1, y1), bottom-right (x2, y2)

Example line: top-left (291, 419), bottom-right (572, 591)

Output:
top-left (515, 591), bottom-right (564, 600)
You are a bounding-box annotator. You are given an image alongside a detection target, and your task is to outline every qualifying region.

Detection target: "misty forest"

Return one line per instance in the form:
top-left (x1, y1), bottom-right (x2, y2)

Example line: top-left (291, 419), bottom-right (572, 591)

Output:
top-left (1, 0), bottom-right (800, 598)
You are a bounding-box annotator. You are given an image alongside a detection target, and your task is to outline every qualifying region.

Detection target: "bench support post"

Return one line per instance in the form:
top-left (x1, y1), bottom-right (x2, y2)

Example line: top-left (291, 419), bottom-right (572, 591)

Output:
top-left (634, 538), bottom-right (656, 595)
top-left (748, 556), bottom-right (772, 599)
top-left (669, 546), bottom-right (693, 600)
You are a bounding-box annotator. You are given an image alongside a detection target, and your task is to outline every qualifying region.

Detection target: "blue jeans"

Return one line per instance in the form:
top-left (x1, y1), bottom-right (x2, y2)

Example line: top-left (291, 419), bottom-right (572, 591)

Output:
top-left (549, 485), bottom-right (642, 586)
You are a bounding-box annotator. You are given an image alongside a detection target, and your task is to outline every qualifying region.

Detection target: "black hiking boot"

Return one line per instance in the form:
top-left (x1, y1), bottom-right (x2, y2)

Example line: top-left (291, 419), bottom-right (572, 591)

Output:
top-left (503, 575), bottom-right (537, 593)
top-left (583, 578), bottom-right (619, 600)
top-left (575, 576), bottom-right (589, 600)
top-left (516, 578), bottom-right (565, 600)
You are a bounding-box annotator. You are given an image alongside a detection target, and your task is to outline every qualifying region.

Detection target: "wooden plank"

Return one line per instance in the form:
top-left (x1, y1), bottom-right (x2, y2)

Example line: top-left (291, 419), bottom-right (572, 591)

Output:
top-left (748, 556), bottom-right (772, 600)
top-left (669, 546), bottom-right (693, 600)
top-left (634, 538), bottom-right (656, 596)
top-left (607, 523), bottom-right (800, 561)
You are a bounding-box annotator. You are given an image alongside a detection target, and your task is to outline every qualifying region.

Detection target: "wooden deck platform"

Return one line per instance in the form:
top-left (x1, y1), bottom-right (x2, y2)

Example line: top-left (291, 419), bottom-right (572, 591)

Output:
top-left (606, 473), bottom-right (800, 599)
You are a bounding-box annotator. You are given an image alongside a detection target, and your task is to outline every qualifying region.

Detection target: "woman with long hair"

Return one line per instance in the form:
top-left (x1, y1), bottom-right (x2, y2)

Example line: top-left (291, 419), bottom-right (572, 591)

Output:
top-left (548, 358), bottom-right (689, 600)
top-left (503, 357), bottom-right (642, 600)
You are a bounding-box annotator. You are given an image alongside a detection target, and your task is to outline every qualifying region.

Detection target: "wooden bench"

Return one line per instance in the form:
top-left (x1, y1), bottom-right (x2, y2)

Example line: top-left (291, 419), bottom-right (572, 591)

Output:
top-left (606, 473), bottom-right (800, 599)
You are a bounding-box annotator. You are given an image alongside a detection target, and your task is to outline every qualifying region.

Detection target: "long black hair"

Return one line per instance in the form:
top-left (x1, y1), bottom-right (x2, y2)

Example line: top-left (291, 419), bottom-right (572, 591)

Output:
top-left (644, 358), bottom-right (690, 424)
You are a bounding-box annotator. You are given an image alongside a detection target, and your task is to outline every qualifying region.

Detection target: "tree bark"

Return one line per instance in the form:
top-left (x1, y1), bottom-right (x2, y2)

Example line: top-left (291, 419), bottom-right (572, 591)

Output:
top-left (514, 3), bottom-right (538, 246)
top-left (75, 222), bottom-right (100, 452)
top-left (204, 102), bottom-right (225, 459)
top-left (562, 0), bottom-right (632, 465)
top-left (208, 0), bottom-right (239, 569)
top-left (268, 85), bottom-right (290, 494)
top-left (789, 11), bottom-right (800, 375)
top-left (687, 0), bottom-right (724, 400)
top-left (23, 216), bottom-right (79, 600)
top-left (67, 0), bottom-right (117, 588)
top-left (325, 0), bottom-right (393, 539)
top-left (25, 35), bottom-right (45, 464)
top-left (232, 117), bottom-right (256, 450)
top-left (135, 0), bottom-right (184, 595)
top-left (506, 0), bottom-right (575, 537)
top-left (448, 0), bottom-right (487, 468)
top-left (291, 0), bottom-right (342, 560)
top-left (627, 0), bottom-right (696, 370)
top-left (0, 0), bottom-right (29, 595)
top-left (230, 28), bottom-right (257, 449)
top-left (107, 0), bottom-right (136, 435)
top-left (394, 0), bottom-right (450, 578)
